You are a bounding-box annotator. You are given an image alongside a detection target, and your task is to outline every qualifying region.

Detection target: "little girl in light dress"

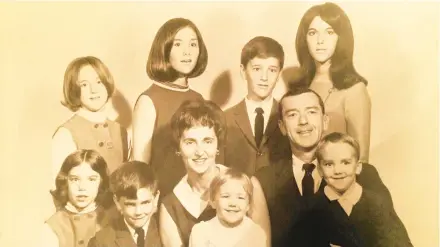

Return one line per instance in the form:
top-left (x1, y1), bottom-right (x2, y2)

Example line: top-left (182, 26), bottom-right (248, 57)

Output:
top-left (189, 168), bottom-right (267, 247)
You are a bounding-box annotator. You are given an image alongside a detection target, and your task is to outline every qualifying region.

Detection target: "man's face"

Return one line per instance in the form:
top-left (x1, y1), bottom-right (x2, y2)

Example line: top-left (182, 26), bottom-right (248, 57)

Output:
top-left (279, 92), bottom-right (328, 151)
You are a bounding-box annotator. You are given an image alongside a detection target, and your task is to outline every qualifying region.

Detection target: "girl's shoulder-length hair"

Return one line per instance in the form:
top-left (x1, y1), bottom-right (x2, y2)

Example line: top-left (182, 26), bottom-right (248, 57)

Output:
top-left (146, 18), bottom-right (208, 83)
top-left (51, 149), bottom-right (112, 209)
top-left (61, 56), bottom-right (115, 111)
top-left (295, 2), bottom-right (367, 90)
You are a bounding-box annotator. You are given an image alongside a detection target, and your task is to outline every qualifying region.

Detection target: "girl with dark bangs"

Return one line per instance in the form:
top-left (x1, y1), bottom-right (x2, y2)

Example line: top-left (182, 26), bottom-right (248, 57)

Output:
top-left (42, 149), bottom-right (112, 247)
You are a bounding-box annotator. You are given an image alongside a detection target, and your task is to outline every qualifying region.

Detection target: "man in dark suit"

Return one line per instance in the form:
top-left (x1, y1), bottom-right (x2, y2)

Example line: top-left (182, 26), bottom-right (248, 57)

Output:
top-left (219, 36), bottom-right (290, 176)
top-left (249, 85), bottom-right (394, 247)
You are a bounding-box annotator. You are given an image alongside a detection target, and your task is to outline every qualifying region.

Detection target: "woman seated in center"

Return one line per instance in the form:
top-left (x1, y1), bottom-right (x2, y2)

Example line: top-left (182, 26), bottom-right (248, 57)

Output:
top-left (159, 99), bottom-right (228, 247)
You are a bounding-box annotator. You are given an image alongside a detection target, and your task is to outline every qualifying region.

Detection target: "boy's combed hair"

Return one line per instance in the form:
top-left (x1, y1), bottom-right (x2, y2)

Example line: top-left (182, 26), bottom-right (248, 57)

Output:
top-left (62, 56), bottom-right (115, 111)
top-left (209, 168), bottom-right (254, 208)
top-left (295, 2), bottom-right (367, 90)
top-left (52, 149), bottom-right (111, 208)
top-left (146, 18), bottom-right (208, 83)
top-left (240, 36), bottom-right (285, 69)
top-left (316, 132), bottom-right (361, 163)
top-left (278, 83), bottom-right (325, 120)
top-left (110, 161), bottom-right (159, 199)
top-left (170, 99), bottom-right (226, 149)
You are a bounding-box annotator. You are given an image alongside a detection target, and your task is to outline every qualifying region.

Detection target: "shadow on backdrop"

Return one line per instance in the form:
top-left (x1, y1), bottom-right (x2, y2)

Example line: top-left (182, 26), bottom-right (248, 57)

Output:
top-left (112, 88), bottom-right (132, 129)
top-left (210, 70), bottom-right (233, 109)
top-left (281, 66), bottom-right (307, 90)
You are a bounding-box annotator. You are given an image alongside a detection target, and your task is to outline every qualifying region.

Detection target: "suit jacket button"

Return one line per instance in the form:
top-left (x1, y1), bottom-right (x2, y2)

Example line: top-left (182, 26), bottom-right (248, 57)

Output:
top-left (257, 152), bottom-right (263, 156)
top-left (78, 240), bottom-right (84, 245)
top-left (98, 141), bottom-right (104, 147)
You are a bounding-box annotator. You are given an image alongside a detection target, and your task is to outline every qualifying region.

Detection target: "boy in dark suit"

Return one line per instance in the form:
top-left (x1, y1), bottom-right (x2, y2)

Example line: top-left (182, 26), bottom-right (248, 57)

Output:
top-left (221, 36), bottom-right (290, 176)
top-left (299, 132), bottom-right (413, 247)
top-left (88, 161), bottom-right (162, 247)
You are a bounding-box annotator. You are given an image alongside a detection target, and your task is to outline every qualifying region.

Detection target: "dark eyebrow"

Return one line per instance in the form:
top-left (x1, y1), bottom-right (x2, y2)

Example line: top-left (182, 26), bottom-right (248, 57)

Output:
top-left (283, 109), bottom-right (298, 116)
top-left (305, 106), bottom-right (320, 110)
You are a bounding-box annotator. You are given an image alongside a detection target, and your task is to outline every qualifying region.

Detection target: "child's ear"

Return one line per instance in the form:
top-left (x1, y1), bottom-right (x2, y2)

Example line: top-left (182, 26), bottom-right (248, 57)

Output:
top-left (209, 199), bottom-right (217, 209)
top-left (113, 195), bottom-right (121, 212)
top-left (239, 64), bottom-right (246, 81)
top-left (154, 190), bottom-right (160, 207)
top-left (317, 164), bottom-right (324, 177)
top-left (355, 161), bottom-right (363, 175)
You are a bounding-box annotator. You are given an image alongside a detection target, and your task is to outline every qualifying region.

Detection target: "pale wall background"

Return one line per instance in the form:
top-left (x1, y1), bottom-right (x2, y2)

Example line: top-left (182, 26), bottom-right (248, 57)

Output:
top-left (0, 1), bottom-right (438, 247)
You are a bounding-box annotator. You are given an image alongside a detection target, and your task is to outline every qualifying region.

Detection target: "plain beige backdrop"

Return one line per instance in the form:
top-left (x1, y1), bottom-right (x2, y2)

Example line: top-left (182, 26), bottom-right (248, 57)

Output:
top-left (0, 1), bottom-right (438, 247)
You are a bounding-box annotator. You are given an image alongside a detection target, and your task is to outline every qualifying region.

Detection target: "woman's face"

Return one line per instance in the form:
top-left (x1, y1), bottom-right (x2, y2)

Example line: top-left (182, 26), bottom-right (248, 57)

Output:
top-left (306, 16), bottom-right (339, 64)
top-left (67, 162), bottom-right (101, 210)
top-left (179, 125), bottom-right (218, 174)
top-left (169, 26), bottom-right (200, 75)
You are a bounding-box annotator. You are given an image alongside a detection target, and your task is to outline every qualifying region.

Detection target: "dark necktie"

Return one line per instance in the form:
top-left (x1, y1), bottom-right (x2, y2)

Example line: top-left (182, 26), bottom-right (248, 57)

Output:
top-left (255, 107), bottom-right (264, 147)
top-left (135, 227), bottom-right (145, 247)
top-left (302, 163), bottom-right (316, 197)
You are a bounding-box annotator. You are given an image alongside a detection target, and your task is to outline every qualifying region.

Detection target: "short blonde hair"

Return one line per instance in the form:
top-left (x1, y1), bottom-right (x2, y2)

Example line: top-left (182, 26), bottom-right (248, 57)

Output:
top-left (61, 56), bottom-right (115, 111)
top-left (316, 132), bottom-right (360, 163)
top-left (209, 168), bottom-right (254, 207)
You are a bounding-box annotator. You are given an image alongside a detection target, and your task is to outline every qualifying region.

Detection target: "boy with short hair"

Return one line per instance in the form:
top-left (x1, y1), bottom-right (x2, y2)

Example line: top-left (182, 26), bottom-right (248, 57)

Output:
top-left (221, 36), bottom-right (290, 176)
top-left (298, 132), bottom-right (412, 247)
top-left (88, 161), bottom-right (162, 247)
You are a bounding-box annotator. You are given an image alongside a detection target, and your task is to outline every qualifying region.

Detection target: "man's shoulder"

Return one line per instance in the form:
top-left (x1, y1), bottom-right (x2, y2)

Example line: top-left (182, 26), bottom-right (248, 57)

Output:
top-left (254, 158), bottom-right (291, 182)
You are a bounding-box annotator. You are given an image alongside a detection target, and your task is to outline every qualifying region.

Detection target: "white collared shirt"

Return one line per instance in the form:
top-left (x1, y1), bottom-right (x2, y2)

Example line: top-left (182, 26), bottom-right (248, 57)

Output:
top-left (291, 153), bottom-right (322, 195)
top-left (124, 218), bottom-right (150, 244)
top-left (244, 96), bottom-right (273, 136)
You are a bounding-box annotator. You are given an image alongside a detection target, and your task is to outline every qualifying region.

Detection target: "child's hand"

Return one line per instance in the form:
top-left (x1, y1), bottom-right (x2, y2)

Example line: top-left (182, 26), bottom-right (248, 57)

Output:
top-left (330, 244), bottom-right (341, 247)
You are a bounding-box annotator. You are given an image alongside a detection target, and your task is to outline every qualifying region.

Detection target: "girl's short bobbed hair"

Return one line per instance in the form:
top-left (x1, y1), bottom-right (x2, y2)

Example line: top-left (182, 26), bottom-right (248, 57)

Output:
top-left (146, 18), bottom-right (208, 83)
top-left (295, 2), bottom-right (367, 90)
top-left (61, 56), bottom-right (115, 112)
top-left (170, 99), bottom-right (226, 150)
top-left (51, 149), bottom-right (111, 209)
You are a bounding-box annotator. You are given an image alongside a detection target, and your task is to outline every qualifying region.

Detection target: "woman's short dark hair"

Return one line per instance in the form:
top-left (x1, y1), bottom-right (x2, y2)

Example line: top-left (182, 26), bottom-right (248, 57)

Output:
top-left (146, 18), bottom-right (208, 83)
top-left (51, 149), bottom-right (111, 209)
top-left (295, 2), bottom-right (367, 90)
top-left (170, 100), bottom-right (226, 149)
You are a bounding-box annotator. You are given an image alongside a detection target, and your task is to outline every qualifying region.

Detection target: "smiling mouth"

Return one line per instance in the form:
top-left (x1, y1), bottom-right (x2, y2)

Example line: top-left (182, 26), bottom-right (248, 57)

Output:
top-left (90, 96), bottom-right (100, 100)
top-left (76, 195), bottom-right (89, 201)
top-left (192, 158), bottom-right (207, 164)
top-left (181, 59), bottom-right (192, 63)
top-left (297, 129), bottom-right (313, 135)
top-left (225, 209), bottom-right (240, 213)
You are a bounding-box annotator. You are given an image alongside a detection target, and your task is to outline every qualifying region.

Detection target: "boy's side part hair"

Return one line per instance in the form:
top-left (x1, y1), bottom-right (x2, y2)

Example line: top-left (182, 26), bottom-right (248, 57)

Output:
top-left (209, 168), bottom-right (254, 206)
top-left (316, 132), bottom-right (361, 163)
top-left (62, 56), bottom-right (115, 111)
top-left (52, 149), bottom-right (110, 208)
top-left (146, 17), bottom-right (208, 83)
top-left (240, 36), bottom-right (285, 69)
top-left (110, 161), bottom-right (159, 199)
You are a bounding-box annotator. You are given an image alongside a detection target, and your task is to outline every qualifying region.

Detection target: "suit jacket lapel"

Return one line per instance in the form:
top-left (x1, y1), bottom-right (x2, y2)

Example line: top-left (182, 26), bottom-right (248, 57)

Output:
top-left (233, 100), bottom-right (258, 149)
top-left (260, 99), bottom-right (279, 147)
top-left (114, 217), bottom-right (137, 247)
top-left (145, 216), bottom-right (161, 247)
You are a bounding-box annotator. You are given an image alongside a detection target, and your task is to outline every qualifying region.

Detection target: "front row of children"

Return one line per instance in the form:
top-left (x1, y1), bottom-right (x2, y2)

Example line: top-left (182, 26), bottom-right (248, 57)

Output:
top-left (43, 132), bottom-right (407, 247)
